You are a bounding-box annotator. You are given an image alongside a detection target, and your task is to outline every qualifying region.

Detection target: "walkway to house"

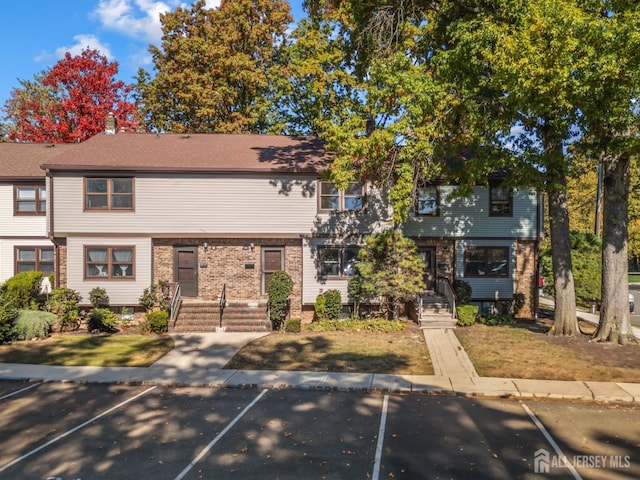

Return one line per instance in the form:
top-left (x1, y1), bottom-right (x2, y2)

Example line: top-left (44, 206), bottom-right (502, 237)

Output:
top-left (1, 324), bottom-right (638, 402)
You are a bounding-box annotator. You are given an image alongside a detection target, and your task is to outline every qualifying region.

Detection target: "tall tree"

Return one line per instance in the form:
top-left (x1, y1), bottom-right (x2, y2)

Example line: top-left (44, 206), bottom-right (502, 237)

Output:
top-left (309, 0), bottom-right (587, 334)
top-left (577, 2), bottom-right (640, 344)
top-left (3, 49), bottom-right (136, 143)
top-left (136, 0), bottom-right (291, 133)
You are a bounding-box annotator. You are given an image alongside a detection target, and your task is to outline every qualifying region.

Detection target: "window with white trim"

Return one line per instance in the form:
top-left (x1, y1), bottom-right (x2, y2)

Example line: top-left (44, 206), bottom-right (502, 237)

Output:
top-left (416, 185), bottom-right (440, 216)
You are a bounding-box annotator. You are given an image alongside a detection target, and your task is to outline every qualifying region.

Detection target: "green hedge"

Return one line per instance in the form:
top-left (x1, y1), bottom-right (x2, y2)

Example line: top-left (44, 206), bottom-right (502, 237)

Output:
top-left (456, 305), bottom-right (478, 327)
top-left (306, 318), bottom-right (405, 333)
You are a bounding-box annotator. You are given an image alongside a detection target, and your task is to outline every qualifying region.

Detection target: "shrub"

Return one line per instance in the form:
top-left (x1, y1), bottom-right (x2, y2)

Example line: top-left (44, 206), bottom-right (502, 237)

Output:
top-left (284, 318), bottom-right (301, 333)
top-left (453, 280), bottom-right (472, 305)
top-left (139, 280), bottom-right (170, 312)
top-left (142, 310), bottom-right (169, 334)
top-left (347, 274), bottom-right (368, 318)
top-left (47, 288), bottom-right (82, 331)
top-left (456, 304), bottom-right (478, 327)
top-left (323, 289), bottom-right (343, 320)
top-left (0, 271), bottom-right (44, 310)
top-left (511, 293), bottom-right (526, 315)
top-left (314, 294), bottom-right (327, 321)
top-left (10, 310), bottom-right (57, 341)
top-left (87, 308), bottom-right (119, 333)
top-left (0, 302), bottom-right (18, 343)
top-left (306, 318), bottom-right (405, 333)
top-left (267, 270), bottom-right (293, 330)
top-left (477, 313), bottom-right (516, 326)
top-left (89, 287), bottom-right (109, 308)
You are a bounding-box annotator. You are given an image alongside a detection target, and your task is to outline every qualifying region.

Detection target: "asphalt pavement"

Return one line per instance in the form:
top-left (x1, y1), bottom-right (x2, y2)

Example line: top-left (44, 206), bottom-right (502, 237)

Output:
top-left (1, 307), bottom-right (638, 403)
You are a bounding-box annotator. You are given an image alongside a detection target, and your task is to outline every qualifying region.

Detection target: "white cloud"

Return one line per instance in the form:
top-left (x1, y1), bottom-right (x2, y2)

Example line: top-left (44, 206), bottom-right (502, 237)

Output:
top-left (92, 0), bottom-right (221, 43)
top-left (55, 34), bottom-right (114, 60)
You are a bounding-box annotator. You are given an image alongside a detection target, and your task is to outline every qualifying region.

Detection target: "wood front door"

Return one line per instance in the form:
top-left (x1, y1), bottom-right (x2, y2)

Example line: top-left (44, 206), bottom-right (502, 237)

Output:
top-left (262, 247), bottom-right (284, 294)
top-left (418, 247), bottom-right (436, 292)
top-left (174, 246), bottom-right (198, 297)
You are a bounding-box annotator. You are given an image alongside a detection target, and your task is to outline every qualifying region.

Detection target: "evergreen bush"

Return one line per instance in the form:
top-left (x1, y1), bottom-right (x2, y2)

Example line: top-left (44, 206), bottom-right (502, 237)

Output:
top-left (0, 271), bottom-right (44, 310)
top-left (47, 288), bottom-right (82, 331)
top-left (87, 308), bottom-right (119, 333)
top-left (284, 318), bottom-right (301, 333)
top-left (324, 289), bottom-right (343, 320)
top-left (10, 310), bottom-right (57, 341)
top-left (0, 301), bottom-right (18, 343)
top-left (142, 310), bottom-right (169, 334)
top-left (267, 270), bottom-right (293, 330)
top-left (453, 280), bottom-right (472, 305)
top-left (456, 304), bottom-right (478, 327)
top-left (314, 293), bottom-right (327, 321)
top-left (89, 287), bottom-right (109, 308)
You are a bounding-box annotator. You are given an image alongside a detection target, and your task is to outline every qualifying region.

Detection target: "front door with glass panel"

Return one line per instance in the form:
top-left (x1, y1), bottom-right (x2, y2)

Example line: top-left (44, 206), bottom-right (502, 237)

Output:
top-left (418, 247), bottom-right (436, 292)
top-left (262, 248), bottom-right (284, 294)
top-left (174, 247), bottom-right (198, 297)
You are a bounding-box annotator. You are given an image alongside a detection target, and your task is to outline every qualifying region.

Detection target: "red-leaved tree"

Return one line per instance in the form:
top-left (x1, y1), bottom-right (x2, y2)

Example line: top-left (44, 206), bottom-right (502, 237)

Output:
top-left (3, 49), bottom-right (137, 143)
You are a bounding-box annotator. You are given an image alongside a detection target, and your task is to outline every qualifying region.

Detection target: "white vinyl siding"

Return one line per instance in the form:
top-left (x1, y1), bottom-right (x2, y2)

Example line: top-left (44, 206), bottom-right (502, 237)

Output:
top-left (66, 237), bottom-right (151, 306)
top-left (0, 183), bottom-right (48, 237)
top-left (0, 239), bottom-right (55, 284)
top-left (402, 186), bottom-right (539, 239)
top-left (51, 174), bottom-right (391, 236)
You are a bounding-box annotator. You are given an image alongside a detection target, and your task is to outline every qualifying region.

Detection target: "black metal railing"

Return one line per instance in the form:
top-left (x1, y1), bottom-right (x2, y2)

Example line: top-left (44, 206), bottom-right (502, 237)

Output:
top-left (219, 283), bottom-right (227, 329)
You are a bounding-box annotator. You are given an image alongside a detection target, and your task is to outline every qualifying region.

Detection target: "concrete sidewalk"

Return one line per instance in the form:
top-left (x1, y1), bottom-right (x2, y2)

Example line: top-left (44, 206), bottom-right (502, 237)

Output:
top-left (0, 326), bottom-right (638, 403)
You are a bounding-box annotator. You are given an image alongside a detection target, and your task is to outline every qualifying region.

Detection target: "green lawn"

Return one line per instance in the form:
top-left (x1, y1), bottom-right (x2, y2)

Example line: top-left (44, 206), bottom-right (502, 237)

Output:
top-left (629, 273), bottom-right (640, 284)
top-left (0, 334), bottom-right (174, 367)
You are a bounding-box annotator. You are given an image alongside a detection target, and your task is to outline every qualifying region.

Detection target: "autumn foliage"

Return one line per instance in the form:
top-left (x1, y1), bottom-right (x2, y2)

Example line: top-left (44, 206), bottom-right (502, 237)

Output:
top-left (3, 49), bottom-right (137, 143)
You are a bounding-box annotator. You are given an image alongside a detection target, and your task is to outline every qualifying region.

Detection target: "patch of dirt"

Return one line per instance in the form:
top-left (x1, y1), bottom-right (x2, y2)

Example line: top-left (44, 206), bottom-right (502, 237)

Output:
top-left (534, 316), bottom-right (640, 370)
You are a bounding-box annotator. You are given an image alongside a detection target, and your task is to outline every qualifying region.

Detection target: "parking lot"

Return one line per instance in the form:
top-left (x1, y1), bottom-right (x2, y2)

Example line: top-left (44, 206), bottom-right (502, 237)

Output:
top-left (1, 380), bottom-right (638, 479)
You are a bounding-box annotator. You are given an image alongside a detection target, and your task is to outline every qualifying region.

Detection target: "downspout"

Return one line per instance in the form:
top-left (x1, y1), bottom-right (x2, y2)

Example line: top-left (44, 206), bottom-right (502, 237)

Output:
top-left (45, 169), bottom-right (60, 289)
top-left (535, 191), bottom-right (544, 318)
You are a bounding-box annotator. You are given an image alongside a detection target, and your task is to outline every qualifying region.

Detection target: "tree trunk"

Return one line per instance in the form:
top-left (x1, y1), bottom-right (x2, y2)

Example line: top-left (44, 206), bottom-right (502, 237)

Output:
top-left (592, 153), bottom-right (638, 344)
top-left (548, 172), bottom-right (579, 336)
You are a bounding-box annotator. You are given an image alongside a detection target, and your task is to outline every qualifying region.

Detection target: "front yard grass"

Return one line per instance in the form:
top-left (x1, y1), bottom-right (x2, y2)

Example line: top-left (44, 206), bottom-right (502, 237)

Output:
top-left (0, 334), bottom-right (174, 367)
top-left (225, 322), bottom-right (433, 375)
top-left (455, 321), bottom-right (640, 383)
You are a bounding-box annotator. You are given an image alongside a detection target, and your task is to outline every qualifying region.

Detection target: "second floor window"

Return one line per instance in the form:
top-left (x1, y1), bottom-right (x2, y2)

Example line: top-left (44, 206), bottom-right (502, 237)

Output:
top-left (15, 185), bottom-right (46, 215)
top-left (319, 246), bottom-right (359, 278)
top-left (85, 246), bottom-right (135, 279)
top-left (85, 178), bottom-right (134, 211)
top-left (489, 183), bottom-right (513, 216)
top-left (319, 181), bottom-right (364, 212)
top-left (15, 246), bottom-right (54, 274)
top-left (416, 185), bottom-right (440, 216)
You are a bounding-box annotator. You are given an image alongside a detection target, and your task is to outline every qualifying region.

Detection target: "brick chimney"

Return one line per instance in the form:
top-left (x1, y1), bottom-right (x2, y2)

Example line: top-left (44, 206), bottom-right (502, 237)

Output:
top-left (105, 113), bottom-right (117, 134)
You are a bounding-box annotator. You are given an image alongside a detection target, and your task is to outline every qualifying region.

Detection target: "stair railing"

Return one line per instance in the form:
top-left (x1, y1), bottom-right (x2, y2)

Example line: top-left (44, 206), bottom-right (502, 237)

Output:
top-left (219, 283), bottom-right (227, 329)
top-left (439, 275), bottom-right (457, 319)
top-left (169, 282), bottom-right (182, 326)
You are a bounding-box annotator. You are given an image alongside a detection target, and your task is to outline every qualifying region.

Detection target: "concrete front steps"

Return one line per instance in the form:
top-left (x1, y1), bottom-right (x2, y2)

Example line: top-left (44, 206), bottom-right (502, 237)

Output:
top-left (419, 294), bottom-right (457, 329)
top-left (170, 299), bottom-right (271, 333)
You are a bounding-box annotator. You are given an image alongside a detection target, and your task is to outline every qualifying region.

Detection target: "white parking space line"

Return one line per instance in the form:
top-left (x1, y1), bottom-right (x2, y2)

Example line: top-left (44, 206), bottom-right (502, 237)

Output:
top-left (0, 385), bottom-right (157, 474)
top-left (521, 403), bottom-right (583, 480)
top-left (174, 388), bottom-right (269, 480)
top-left (0, 382), bottom-right (41, 401)
top-left (371, 395), bottom-right (389, 480)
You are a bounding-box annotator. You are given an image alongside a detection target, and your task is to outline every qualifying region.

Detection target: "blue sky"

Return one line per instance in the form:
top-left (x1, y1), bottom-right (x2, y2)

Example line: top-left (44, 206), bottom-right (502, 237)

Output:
top-left (0, 0), bottom-right (305, 109)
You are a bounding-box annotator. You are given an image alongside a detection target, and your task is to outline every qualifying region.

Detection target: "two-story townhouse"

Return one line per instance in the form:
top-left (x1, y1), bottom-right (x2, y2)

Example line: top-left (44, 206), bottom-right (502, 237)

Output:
top-left (34, 126), bottom-right (540, 329)
top-left (0, 143), bottom-right (74, 284)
